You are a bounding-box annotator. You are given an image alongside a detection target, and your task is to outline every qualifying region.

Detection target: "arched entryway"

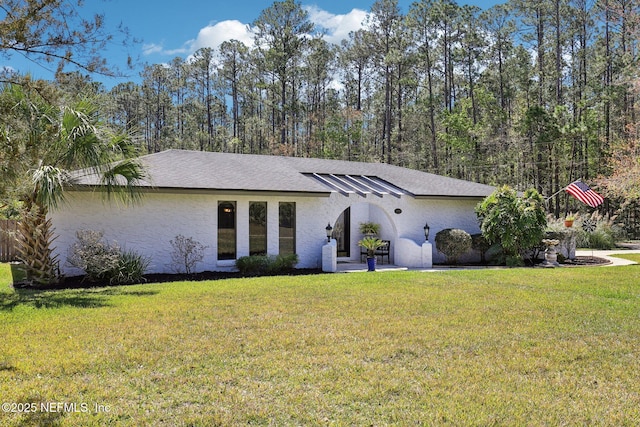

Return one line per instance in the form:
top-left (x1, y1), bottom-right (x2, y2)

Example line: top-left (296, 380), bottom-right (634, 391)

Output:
top-left (331, 202), bottom-right (397, 264)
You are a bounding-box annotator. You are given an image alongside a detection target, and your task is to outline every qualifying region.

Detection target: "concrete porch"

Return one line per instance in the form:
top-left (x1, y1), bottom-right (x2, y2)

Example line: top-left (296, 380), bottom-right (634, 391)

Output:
top-left (336, 261), bottom-right (408, 273)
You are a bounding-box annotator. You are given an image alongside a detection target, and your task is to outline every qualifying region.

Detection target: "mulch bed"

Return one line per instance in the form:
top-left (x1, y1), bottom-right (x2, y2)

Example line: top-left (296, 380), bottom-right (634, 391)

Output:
top-left (11, 255), bottom-right (615, 291)
top-left (560, 256), bottom-right (611, 267)
top-left (12, 269), bottom-right (323, 291)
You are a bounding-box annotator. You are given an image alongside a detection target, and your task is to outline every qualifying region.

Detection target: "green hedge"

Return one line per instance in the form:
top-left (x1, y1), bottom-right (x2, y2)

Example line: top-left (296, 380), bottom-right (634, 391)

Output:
top-left (235, 254), bottom-right (299, 276)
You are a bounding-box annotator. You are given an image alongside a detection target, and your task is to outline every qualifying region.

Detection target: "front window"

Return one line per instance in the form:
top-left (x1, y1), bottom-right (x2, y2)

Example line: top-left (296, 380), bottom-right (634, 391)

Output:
top-left (218, 201), bottom-right (236, 260)
top-left (279, 202), bottom-right (296, 255)
top-left (249, 202), bottom-right (267, 256)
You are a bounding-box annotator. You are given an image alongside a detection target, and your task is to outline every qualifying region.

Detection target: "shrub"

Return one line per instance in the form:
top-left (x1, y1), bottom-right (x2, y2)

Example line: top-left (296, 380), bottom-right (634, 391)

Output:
top-left (435, 228), bottom-right (472, 264)
top-left (111, 250), bottom-right (150, 285)
top-left (476, 186), bottom-right (547, 266)
top-left (576, 213), bottom-right (625, 249)
top-left (67, 230), bottom-right (149, 285)
top-left (67, 230), bottom-right (120, 282)
top-left (169, 234), bottom-right (208, 274)
top-left (581, 229), bottom-right (616, 249)
top-left (471, 233), bottom-right (490, 263)
top-left (235, 255), bottom-right (271, 276)
top-left (266, 254), bottom-right (299, 275)
top-left (547, 212), bottom-right (625, 249)
top-left (235, 254), bottom-right (299, 276)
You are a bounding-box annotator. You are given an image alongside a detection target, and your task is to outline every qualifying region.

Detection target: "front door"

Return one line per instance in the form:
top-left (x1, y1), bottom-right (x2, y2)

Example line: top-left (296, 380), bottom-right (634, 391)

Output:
top-left (333, 207), bottom-right (351, 257)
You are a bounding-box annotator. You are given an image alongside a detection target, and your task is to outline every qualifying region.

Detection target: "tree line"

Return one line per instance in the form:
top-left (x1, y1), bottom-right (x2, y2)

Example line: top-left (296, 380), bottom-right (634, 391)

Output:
top-left (5, 0), bottom-right (640, 220)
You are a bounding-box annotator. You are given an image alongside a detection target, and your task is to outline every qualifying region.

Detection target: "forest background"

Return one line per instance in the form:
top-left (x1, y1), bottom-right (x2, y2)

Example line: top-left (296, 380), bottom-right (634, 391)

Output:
top-left (1, 0), bottom-right (639, 234)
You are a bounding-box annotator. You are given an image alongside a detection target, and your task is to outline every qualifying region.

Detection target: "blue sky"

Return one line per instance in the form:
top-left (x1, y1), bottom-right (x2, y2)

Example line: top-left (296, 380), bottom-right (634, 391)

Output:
top-left (6, 0), bottom-right (504, 86)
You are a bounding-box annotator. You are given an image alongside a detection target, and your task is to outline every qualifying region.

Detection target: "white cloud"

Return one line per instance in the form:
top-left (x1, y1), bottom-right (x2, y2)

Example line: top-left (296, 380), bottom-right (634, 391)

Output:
top-left (190, 20), bottom-right (254, 51)
top-left (142, 42), bottom-right (191, 57)
top-left (143, 20), bottom-right (253, 58)
top-left (142, 43), bottom-right (166, 56)
top-left (305, 6), bottom-right (368, 44)
top-left (143, 6), bottom-right (366, 60)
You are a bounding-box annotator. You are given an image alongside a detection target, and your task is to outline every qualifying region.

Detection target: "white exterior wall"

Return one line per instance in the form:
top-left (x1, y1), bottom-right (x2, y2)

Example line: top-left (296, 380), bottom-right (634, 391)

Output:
top-left (50, 190), bottom-right (483, 275)
top-left (321, 194), bottom-right (482, 265)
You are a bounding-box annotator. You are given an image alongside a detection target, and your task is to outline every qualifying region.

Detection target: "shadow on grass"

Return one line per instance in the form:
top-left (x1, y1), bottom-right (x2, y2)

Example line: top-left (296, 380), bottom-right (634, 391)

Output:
top-left (10, 395), bottom-right (65, 427)
top-left (0, 286), bottom-right (159, 312)
top-left (2, 263), bottom-right (159, 311)
top-left (15, 410), bottom-right (64, 427)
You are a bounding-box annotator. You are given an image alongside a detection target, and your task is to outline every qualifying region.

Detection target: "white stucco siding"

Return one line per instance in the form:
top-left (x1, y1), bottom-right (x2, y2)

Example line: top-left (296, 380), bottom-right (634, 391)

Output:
top-left (321, 193), bottom-right (482, 265)
top-left (50, 191), bottom-right (337, 275)
top-left (407, 197), bottom-right (482, 264)
top-left (51, 192), bottom-right (217, 275)
top-left (50, 190), bottom-right (484, 275)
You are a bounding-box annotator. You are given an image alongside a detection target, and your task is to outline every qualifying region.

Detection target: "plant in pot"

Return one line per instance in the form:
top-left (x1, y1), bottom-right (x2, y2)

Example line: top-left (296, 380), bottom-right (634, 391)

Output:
top-left (564, 214), bottom-right (575, 228)
top-left (358, 236), bottom-right (386, 271)
top-left (358, 222), bottom-right (380, 237)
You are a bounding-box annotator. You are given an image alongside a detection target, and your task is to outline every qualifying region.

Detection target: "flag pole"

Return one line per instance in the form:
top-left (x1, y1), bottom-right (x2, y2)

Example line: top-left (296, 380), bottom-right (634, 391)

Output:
top-left (544, 178), bottom-right (582, 202)
top-left (545, 185), bottom-right (569, 202)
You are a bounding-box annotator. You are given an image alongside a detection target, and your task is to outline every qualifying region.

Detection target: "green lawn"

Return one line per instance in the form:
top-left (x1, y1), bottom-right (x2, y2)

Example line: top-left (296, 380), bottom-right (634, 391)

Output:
top-left (1, 264), bottom-right (639, 426)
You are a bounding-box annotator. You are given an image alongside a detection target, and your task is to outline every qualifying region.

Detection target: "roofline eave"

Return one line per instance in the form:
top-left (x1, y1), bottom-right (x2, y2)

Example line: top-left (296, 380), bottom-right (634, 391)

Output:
top-left (413, 194), bottom-right (489, 200)
top-left (67, 185), bottom-right (332, 198)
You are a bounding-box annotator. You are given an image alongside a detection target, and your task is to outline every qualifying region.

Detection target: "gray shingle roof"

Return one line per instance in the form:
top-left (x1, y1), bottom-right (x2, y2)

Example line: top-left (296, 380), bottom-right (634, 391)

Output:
top-left (72, 149), bottom-right (495, 198)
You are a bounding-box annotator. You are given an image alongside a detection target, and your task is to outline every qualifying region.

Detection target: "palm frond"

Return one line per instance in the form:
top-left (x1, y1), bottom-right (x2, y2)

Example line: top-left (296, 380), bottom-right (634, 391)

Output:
top-left (3, 82), bottom-right (147, 286)
top-left (100, 159), bottom-right (146, 205)
top-left (57, 105), bottom-right (102, 169)
top-left (32, 165), bottom-right (70, 210)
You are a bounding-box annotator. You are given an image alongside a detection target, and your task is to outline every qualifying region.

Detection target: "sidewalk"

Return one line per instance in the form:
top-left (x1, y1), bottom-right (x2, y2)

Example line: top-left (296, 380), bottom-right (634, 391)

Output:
top-left (336, 262), bottom-right (506, 273)
top-left (575, 249), bottom-right (640, 266)
top-left (335, 249), bottom-right (640, 272)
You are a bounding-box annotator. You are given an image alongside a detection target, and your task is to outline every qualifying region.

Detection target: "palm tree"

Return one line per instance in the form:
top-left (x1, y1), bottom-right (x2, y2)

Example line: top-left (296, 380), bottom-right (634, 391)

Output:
top-left (1, 82), bottom-right (145, 285)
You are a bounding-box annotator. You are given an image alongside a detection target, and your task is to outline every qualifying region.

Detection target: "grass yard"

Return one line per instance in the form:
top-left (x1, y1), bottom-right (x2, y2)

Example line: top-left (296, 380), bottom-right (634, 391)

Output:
top-left (1, 263), bottom-right (639, 426)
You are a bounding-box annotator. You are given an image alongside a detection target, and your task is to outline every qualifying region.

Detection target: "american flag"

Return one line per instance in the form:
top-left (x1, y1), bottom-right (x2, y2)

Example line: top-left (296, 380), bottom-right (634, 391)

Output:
top-left (565, 181), bottom-right (604, 208)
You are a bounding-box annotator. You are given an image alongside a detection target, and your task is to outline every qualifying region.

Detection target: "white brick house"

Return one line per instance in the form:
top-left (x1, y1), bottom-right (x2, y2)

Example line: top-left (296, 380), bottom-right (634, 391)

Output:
top-left (51, 150), bottom-right (495, 274)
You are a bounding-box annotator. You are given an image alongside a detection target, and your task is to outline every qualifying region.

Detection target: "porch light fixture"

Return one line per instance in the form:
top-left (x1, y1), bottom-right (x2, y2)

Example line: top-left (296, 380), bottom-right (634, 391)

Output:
top-left (423, 222), bottom-right (430, 241)
top-left (325, 223), bottom-right (333, 242)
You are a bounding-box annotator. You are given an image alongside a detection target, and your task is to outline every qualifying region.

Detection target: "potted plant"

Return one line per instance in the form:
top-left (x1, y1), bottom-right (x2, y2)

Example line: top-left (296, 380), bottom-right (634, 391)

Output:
top-left (358, 236), bottom-right (386, 271)
top-left (564, 215), bottom-right (575, 228)
top-left (358, 222), bottom-right (380, 237)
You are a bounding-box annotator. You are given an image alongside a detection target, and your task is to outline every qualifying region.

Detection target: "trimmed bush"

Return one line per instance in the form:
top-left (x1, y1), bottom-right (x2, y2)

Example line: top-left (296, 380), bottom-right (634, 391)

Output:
top-left (236, 254), bottom-right (299, 276)
top-left (235, 255), bottom-right (271, 276)
top-left (266, 254), bottom-right (299, 275)
top-left (435, 228), bottom-right (472, 264)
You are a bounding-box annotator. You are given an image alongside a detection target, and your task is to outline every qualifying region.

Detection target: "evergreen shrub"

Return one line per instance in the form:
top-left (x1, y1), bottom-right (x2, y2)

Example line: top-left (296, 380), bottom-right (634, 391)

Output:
top-left (435, 228), bottom-right (472, 264)
top-left (236, 254), bottom-right (299, 276)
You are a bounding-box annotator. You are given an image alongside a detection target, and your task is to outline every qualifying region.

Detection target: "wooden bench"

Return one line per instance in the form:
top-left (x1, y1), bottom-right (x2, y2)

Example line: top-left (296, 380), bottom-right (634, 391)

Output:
top-left (360, 240), bottom-right (390, 264)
